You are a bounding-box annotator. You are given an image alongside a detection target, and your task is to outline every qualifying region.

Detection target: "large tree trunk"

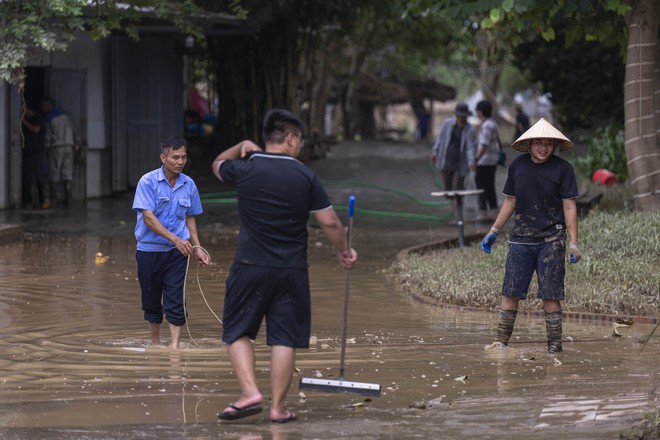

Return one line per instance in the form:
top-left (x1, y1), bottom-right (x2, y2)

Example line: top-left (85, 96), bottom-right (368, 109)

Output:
top-left (625, 0), bottom-right (659, 211)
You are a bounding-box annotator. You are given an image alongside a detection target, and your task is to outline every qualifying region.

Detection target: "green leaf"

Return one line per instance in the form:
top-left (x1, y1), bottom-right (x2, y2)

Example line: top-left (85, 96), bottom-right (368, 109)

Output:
top-left (489, 8), bottom-right (501, 24)
top-left (541, 27), bottom-right (556, 41)
top-left (603, 0), bottom-right (631, 15)
top-left (481, 17), bottom-right (493, 29)
top-left (502, 0), bottom-right (515, 13)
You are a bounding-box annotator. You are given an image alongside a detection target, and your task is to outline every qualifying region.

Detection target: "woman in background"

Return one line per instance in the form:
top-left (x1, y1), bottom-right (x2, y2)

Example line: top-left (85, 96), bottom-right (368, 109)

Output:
top-left (475, 100), bottom-right (500, 221)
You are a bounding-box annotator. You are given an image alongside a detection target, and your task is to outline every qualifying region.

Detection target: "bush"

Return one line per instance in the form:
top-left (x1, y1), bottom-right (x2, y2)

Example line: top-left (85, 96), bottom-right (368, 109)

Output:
top-left (391, 211), bottom-right (660, 317)
top-left (574, 124), bottom-right (628, 182)
top-left (619, 407), bottom-right (660, 440)
top-left (577, 179), bottom-right (633, 212)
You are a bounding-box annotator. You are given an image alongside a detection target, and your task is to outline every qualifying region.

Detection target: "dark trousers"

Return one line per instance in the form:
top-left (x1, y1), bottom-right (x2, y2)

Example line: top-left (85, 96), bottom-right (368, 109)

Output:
top-left (22, 153), bottom-right (50, 207)
top-left (136, 249), bottom-right (188, 326)
top-left (476, 165), bottom-right (498, 211)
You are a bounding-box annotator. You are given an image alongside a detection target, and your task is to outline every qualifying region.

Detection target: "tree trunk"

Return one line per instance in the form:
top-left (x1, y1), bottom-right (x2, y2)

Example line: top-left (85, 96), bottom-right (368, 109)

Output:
top-left (358, 100), bottom-right (376, 139)
top-left (625, 0), bottom-right (659, 211)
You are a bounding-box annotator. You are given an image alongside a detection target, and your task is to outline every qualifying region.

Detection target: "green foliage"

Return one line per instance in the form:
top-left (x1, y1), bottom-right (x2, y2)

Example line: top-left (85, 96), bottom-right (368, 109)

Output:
top-left (401, 0), bottom-right (629, 52)
top-left (392, 211), bottom-right (660, 317)
top-left (512, 31), bottom-right (625, 131)
top-left (576, 179), bottom-right (633, 212)
top-left (372, 4), bottom-right (458, 78)
top-left (0, 0), bottom-right (83, 85)
top-left (574, 124), bottom-right (628, 182)
top-left (0, 0), bottom-right (206, 87)
top-left (497, 65), bottom-right (539, 100)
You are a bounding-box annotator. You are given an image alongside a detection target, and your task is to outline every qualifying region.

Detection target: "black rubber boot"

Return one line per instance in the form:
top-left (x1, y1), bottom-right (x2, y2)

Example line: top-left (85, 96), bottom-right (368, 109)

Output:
top-left (63, 180), bottom-right (72, 206)
top-left (29, 184), bottom-right (40, 209)
top-left (545, 311), bottom-right (563, 353)
top-left (496, 309), bottom-right (518, 345)
top-left (50, 182), bottom-right (59, 207)
top-left (39, 182), bottom-right (52, 209)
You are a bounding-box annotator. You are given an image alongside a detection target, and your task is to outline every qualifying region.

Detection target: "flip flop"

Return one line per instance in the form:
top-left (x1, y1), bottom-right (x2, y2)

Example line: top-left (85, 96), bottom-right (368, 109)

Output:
top-left (217, 404), bottom-right (263, 421)
top-left (271, 411), bottom-right (297, 424)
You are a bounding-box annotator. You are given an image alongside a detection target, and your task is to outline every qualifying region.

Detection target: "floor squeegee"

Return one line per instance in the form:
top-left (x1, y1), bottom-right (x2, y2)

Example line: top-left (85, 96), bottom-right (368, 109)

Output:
top-left (299, 195), bottom-right (382, 397)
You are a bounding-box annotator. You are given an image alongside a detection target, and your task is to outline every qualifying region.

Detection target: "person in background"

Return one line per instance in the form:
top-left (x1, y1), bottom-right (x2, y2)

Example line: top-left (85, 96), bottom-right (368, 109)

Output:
top-left (481, 118), bottom-right (580, 354)
top-left (513, 95), bottom-right (530, 142)
top-left (431, 102), bottom-right (477, 224)
top-left (475, 100), bottom-right (501, 221)
top-left (20, 105), bottom-right (51, 209)
top-left (41, 97), bottom-right (79, 207)
top-left (132, 136), bottom-right (209, 349)
top-left (212, 109), bottom-right (357, 424)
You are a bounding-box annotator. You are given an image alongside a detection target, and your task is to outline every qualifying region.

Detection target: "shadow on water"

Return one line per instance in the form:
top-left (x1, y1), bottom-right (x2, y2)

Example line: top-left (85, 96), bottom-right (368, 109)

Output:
top-left (0, 141), bottom-right (657, 439)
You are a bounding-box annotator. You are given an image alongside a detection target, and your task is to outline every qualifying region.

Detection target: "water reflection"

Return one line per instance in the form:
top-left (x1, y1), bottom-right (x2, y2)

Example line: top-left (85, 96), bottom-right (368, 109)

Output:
top-left (0, 180), bottom-right (658, 438)
top-left (1, 225), bottom-right (656, 440)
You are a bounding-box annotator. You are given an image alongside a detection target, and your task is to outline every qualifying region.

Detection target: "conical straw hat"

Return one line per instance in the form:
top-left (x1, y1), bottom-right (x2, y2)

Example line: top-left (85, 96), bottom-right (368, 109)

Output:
top-left (511, 118), bottom-right (573, 152)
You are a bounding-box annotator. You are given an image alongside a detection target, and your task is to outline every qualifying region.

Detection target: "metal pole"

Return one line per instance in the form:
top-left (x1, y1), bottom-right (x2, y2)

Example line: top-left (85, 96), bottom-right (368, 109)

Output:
top-left (456, 195), bottom-right (464, 247)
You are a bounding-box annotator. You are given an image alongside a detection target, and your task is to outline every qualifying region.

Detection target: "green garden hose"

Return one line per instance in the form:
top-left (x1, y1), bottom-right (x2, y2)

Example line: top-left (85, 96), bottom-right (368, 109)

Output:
top-left (201, 177), bottom-right (451, 223)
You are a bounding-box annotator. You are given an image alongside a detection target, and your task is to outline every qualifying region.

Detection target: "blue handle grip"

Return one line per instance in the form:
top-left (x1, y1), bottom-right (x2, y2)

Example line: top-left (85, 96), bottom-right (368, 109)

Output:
top-left (348, 196), bottom-right (355, 217)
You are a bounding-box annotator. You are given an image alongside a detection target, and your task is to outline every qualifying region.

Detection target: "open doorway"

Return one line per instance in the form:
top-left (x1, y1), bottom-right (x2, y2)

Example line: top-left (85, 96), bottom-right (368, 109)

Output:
top-left (19, 67), bottom-right (87, 207)
top-left (19, 67), bottom-right (48, 209)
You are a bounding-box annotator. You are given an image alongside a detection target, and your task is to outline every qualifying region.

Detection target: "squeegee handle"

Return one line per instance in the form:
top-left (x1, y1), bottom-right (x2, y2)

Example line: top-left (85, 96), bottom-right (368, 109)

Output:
top-left (339, 196), bottom-right (355, 377)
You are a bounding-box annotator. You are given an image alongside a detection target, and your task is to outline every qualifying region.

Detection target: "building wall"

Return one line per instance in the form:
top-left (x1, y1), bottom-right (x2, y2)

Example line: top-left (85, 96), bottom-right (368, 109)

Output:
top-left (0, 31), bottom-right (184, 209)
top-left (46, 33), bottom-right (113, 198)
top-left (0, 83), bottom-right (8, 208)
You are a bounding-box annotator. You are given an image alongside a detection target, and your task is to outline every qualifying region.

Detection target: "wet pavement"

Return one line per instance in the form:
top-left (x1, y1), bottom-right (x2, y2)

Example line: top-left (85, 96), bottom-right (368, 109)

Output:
top-left (0, 140), bottom-right (657, 439)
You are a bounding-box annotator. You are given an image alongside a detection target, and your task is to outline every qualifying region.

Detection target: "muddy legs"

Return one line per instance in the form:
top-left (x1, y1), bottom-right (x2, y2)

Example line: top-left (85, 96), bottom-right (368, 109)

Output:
top-left (495, 309), bottom-right (563, 353)
top-left (496, 309), bottom-right (518, 345)
top-left (545, 310), bottom-right (563, 353)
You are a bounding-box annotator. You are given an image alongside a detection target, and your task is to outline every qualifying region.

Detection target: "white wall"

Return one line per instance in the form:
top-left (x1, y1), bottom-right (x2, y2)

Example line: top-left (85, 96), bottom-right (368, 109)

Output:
top-left (29, 32), bottom-right (113, 198)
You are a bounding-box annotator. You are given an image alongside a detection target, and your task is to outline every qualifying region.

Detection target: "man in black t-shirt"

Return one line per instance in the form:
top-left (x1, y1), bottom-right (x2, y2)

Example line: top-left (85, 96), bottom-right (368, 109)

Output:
top-left (481, 118), bottom-right (581, 354)
top-left (212, 109), bottom-right (358, 423)
top-left (21, 106), bottom-right (51, 209)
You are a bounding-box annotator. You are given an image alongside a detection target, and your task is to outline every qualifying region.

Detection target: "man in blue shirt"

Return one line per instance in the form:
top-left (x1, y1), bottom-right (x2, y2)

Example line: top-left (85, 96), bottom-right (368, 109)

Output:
top-left (212, 109), bottom-right (358, 423)
top-left (133, 136), bottom-right (209, 349)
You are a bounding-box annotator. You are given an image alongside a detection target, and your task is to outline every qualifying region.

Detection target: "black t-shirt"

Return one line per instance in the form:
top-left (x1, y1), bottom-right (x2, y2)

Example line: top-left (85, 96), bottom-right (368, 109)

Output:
top-left (503, 153), bottom-right (578, 244)
top-left (21, 113), bottom-right (46, 157)
top-left (514, 111), bottom-right (530, 140)
top-left (219, 152), bottom-right (332, 269)
top-left (444, 124), bottom-right (463, 169)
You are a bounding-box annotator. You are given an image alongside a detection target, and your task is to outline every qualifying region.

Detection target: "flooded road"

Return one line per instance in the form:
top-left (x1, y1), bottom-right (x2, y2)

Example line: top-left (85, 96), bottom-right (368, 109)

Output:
top-left (0, 141), bottom-right (657, 439)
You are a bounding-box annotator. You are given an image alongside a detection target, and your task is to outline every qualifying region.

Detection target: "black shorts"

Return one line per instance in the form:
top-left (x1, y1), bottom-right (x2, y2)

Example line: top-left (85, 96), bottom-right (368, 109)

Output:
top-left (222, 263), bottom-right (311, 348)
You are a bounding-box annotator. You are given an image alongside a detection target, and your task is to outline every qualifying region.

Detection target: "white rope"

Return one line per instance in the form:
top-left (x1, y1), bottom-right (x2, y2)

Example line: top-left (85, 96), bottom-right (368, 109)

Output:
top-left (183, 245), bottom-right (222, 348)
top-left (632, 189), bottom-right (660, 199)
top-left (630, 169), bottom-right (660, 186)
top-left (627, 152), bottom-right (660, 166)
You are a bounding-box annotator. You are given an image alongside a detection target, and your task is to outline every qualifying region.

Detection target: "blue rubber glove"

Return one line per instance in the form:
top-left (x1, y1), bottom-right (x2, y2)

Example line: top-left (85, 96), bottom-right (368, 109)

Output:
top-left (568, 242), bottom-right (581, 264)
top-left (481, 230), bottom-right (497, 254)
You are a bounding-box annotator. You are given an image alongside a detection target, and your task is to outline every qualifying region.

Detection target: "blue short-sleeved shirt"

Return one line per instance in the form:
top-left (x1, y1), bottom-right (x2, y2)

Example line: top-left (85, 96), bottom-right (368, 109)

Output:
top-left (132, 166), bottom-right (203, 252)
top-left (218, 152), bottom-right (332, 269)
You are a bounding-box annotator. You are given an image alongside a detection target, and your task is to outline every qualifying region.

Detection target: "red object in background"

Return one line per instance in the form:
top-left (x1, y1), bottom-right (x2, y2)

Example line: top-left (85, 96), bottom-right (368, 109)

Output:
top-left (592, 169), bottom-right (619, 186)
top-left (188, 88), bottom-right (210, 123)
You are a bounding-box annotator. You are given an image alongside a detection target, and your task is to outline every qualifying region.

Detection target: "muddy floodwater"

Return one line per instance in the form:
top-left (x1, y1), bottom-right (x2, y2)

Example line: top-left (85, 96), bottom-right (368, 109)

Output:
top-left (0, 141), bottom-right (657, 440)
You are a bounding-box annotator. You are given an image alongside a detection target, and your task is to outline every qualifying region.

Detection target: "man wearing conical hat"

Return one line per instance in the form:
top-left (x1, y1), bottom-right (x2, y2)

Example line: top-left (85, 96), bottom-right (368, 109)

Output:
top-left (480, 118), bottom-right (581, 354)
